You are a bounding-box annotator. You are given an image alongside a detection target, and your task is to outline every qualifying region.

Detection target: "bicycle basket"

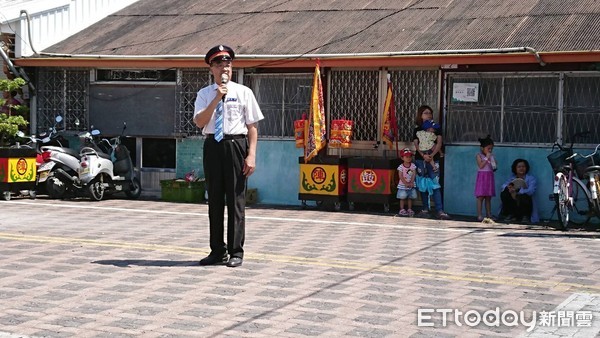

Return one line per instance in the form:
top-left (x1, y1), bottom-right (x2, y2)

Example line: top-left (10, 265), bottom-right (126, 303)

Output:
top-left (574, 152), bottom-right (600, 178)
top-left (547, 149), bottom-right (571, 173)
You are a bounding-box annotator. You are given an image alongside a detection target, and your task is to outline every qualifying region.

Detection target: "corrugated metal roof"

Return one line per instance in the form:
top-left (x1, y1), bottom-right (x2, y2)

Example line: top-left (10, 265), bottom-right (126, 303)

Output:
top-left (41, 0), bottom-right (600, 57)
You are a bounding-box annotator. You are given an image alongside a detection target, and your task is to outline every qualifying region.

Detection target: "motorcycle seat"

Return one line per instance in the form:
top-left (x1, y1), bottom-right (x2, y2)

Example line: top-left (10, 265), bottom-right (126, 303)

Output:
top-left (79, 146), bottom-right (112, 160)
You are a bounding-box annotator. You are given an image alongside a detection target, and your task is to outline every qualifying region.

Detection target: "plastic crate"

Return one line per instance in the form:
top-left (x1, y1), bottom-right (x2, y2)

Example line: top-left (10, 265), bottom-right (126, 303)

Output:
top-left (160, 179), bottom-right (205, 203)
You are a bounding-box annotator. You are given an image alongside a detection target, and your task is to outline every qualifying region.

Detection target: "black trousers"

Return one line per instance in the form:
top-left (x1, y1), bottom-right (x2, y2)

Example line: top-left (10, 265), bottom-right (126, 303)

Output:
top-left (203, 136), bottom-right (248, 259)
top-left (500, 187), bottom-right (533, 219)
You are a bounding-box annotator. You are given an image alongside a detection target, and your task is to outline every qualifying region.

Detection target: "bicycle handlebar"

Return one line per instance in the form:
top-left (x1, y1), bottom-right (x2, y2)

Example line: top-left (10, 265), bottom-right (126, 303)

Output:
top-left (588, 144), bottom-right (600, 158)
top-left (572, 143), bottom-right (600, 160)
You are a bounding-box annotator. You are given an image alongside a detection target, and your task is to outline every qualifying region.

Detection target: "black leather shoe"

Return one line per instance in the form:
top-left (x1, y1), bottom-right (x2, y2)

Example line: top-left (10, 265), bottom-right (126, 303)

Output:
top-left (226, 257), bottom-right (243, 268)
top-left (199, 253), bottom-right (228, 266)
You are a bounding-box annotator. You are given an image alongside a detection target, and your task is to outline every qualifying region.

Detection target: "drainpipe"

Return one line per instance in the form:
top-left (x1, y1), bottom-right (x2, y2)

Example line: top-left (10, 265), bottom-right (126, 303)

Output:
top-left (1, 47), bottom-right (22, 81)
top-left (523, 47), bottom-right (546, 66)
top-left (0, 47), bottom-right (35, 93)
top-left (19, 10), bottom-right (39, 56)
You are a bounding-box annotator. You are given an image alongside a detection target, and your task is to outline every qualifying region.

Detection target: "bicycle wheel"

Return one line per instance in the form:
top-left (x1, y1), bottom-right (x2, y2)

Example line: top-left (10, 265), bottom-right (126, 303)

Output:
top-left (555, 175), bottom-right (569, 230)
top-left (569, 178), bottom-right (592, 227)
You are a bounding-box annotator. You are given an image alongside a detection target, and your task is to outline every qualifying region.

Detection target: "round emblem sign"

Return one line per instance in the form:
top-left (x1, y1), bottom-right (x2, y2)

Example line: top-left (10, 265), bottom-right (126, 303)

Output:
top-left (311, 167), bottom-right (327, 184)
top-left (360, 169), bottom-right (377, 188)
top-left (340, 169), bottom-right (347, 184)
top-left (16, 158), bottom-right (28, 175)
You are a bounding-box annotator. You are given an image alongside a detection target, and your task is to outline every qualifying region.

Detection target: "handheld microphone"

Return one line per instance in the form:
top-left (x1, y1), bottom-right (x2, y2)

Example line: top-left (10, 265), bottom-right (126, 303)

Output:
top-left (221, 73), bottom-right (229, 102)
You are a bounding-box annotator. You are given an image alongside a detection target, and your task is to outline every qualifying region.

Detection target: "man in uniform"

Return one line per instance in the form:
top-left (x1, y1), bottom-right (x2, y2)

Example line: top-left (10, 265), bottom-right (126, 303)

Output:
top-left (193, 45), bottom-right (264, 267)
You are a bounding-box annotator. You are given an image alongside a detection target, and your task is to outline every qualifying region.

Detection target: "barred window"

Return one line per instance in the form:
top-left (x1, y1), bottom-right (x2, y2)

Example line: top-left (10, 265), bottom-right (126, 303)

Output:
top-left (176, 69), bottom-right (211, 136)
top-left (563, 74), bottom-right (600, 144)
top-left (329, 69), bottom-right (438, 152)
top-left (37, 68), bottom-right (89, 132)
top-left (446, 72), bottom-right (600, 146)
top-left (244, 73), bottom-right (312, 138)
top-left (390, 69), bottom-right (439, 142)
top-left (330, 70), bottom-right (379, 142)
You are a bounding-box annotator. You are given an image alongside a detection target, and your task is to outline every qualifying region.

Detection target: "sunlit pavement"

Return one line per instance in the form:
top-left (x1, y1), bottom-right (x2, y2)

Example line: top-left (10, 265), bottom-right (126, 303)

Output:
top-left (0, 196), bottom-right (599, 337)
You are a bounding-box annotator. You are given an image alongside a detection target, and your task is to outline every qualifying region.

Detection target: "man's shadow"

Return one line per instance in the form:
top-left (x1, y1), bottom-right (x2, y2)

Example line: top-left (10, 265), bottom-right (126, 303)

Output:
top-left (92, 259), bottom-right (200, 267)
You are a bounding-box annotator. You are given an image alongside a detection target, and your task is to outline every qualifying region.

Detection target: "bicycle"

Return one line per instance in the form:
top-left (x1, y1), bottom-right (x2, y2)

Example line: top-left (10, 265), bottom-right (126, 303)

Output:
top-left (573, 144), bottom-right (600, 216)
top-left (548, 133), bottom-right (600, 230)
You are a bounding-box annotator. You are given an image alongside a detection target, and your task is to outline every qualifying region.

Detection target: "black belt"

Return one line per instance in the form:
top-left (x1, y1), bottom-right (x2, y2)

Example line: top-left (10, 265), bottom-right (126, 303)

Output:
top-left (206, 134), bottom-right (246, 140)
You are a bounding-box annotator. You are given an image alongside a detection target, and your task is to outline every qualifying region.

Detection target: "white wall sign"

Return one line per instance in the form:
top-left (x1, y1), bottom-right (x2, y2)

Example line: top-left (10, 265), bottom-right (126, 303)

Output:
top-left (452, 83), bottom-right (479, 102)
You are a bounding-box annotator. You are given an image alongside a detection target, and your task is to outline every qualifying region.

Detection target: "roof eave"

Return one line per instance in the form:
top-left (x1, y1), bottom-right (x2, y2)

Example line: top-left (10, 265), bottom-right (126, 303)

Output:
top-left (14, 50), bottom-right (600, 69)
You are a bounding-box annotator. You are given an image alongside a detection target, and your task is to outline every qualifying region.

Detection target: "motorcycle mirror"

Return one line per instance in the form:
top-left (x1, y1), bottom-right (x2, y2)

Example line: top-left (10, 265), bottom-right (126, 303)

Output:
top-left (16, 131), bottom-right (25, 138)
top-left (91, 130), bottom-right (101, 136)
top-left (55, 116), bottom-right (63, 123)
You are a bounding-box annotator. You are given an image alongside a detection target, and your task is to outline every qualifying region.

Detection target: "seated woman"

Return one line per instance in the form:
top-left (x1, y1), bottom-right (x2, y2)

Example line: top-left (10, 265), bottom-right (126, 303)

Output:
top-left (499, 159), bottom-right (539, 223)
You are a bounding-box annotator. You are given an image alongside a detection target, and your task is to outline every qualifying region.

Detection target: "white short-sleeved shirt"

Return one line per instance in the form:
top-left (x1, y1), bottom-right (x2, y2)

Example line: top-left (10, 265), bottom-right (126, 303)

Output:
top-left (194, 81), bottom-right (264, 135)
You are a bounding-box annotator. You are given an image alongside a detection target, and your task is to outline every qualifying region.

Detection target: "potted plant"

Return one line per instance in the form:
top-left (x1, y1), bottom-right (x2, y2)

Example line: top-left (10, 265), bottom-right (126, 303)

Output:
top-left (0, 78), bottom-right (28, 146)
top-left (0, 78), bottom-right (35, 200)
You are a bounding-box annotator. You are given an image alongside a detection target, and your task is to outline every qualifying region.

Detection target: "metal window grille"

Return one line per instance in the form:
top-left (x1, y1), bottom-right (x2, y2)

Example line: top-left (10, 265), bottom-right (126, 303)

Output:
top-left (446, 73), bottom-right (551, 145)
top-left (244, 73), bottom-right (312, 138)
top-left (391, 69), bottom-right (439, 142)
top-left (329, 69), bottom-right (438, 147)
top-left (446, 71), bottom-right (600, 145)
top-left (329, 70), bottom-right (379, 141)
top-left (36, 68), bottom-right (89, 132)
top-left (175, 69), bottom-right (211, 136)
top-left (563, 73), bottom-right (600, 144)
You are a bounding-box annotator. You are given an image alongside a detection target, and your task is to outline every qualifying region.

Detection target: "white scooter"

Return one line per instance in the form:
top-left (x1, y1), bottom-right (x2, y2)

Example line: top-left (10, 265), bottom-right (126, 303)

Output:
top-left (38, 116), bottom-right (85, 198)
top-left (77, 123), bottom-right (141, 201)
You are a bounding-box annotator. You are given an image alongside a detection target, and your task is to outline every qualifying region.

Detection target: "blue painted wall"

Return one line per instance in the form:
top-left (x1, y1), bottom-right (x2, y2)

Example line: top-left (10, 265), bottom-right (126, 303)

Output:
top-left (175, 139), bottom-right (572, 221)
top-left (176, 138), bottom-right (304, 205)
top-left (443, 145), bottom-right (555, 221)
top-left (175, 138), bottom-right (205, 179)
top-left (249, 140), bottom-right (304, 205)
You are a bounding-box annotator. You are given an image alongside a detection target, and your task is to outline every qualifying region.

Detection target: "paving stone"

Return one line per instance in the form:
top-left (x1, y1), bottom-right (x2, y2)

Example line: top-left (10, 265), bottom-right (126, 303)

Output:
top-left (285, 324), bottom-right (329, 336)
top-left (0, 198), bottom-right (599, 337)
top-left (345, 327), bottom-right (396, 337)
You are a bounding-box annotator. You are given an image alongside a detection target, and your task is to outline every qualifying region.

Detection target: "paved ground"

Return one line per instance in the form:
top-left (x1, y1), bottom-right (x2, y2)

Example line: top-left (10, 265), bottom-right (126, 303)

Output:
top-left (0, 195), bottom-right (599, 337)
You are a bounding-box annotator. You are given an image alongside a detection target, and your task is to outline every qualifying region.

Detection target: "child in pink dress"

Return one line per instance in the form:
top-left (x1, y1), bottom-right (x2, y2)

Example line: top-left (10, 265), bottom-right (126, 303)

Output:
top-left (474, 135), bottom-right (496, 221)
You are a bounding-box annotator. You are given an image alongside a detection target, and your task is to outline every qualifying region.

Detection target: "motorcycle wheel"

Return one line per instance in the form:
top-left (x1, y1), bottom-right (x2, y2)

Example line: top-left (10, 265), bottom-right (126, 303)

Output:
top-left (46, 176), bottom-right (66, 199)
top-left (125, 177), bottom-right (142, 199)
top-left (88, 178), bottom-right (105, 201)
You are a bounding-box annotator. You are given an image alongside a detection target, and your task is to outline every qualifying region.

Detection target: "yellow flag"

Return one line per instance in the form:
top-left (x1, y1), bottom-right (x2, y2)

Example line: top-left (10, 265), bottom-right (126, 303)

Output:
top-left (381, 75), bottom-right (397, 149)
top-left (304, 60), bottom-right (326, 163)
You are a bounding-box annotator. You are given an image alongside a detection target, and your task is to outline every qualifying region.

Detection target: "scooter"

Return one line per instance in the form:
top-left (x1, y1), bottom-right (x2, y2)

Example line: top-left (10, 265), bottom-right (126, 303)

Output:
top-left (10, 122), bottom-right (70, 199)
top-left (77, 123), bottom-right (141, 201)
top-left (37, 116), bottom-right (82, 198)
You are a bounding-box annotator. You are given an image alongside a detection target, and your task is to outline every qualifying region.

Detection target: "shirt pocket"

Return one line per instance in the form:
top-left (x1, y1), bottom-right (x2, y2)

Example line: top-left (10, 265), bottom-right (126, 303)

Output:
top-left (225, 101), bottom-right (243, 121)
